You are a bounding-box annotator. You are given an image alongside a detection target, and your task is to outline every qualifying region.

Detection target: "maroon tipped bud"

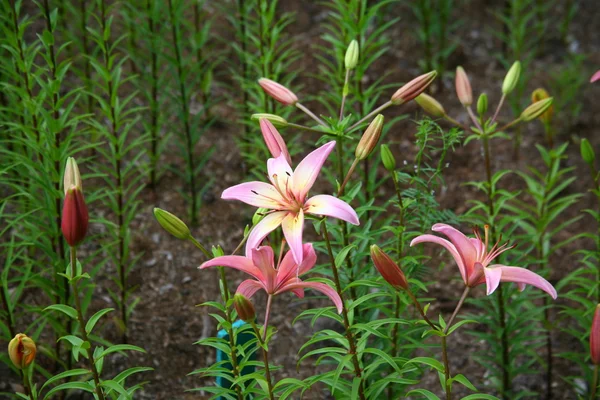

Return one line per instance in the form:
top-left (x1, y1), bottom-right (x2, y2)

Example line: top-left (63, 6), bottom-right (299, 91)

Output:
top-left (455, 66), bottom-right (473, 106)
top-left (61, 158), bottom-right (88, 247)
top-left (258, 78), bottom-right (298, 106)
top-left (370, 245), bottom-right (408, 290)
top-left (260, 118), bottom-right (292, 164)
top-left (591, 304), bottom-right (600, 365)
top-left (233, 294), bottom-right (256, 322)
top-left (390, 71), bottom-right (437, 105)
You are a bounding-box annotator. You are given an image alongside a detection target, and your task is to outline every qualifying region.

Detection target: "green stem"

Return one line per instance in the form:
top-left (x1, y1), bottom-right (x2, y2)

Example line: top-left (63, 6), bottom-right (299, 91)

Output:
top-left (591, 364), bottom-right (599, 400)
top-left (391, 171), bottom-right (406, 259)
top-left (347, 101), bottom-right (392, 132)
top-left (251, 320), bottom-right (275, 400)
top-left (406, 290), bottom-right (437, 331)
top-left (441, 335), bottom-right (451, 400)
top-left (296, 103), bottom-right (327, 127)
top-left (338, 158), bottom-right (359, 196)
top-left (287, 122), bottom-right (324, 134)
top-left (339, 69), bottom-right (350, 121)
top-left (22, 366), bottom-right (31, 398)
top-left (443, 286), bottom-right (470, 334)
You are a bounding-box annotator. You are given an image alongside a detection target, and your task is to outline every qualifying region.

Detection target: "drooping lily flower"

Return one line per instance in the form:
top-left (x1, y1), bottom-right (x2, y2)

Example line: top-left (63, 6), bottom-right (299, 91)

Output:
top-left (199, 244), bottom-right (343, 313)
top-left (222, 141), bottom-right (359, 263)
top-left (410, 223), bottom-right (557, 298)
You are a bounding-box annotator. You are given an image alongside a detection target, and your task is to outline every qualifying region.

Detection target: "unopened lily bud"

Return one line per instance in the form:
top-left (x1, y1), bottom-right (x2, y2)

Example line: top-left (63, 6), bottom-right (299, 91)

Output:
top-left (251, 113), bottom-right (288, 128)
top-left (591, 304), bottom-right (600, 364)
top-left (520, 97), bottom-right (553, 122)
top-left (61, 158), bottom-right (88, 247)
top-left (531, 88), bottom-right (553, 123)
top-left (153, 208), bottom-right (191, 240)
top-left (258, 78), bottom-right (298, 106)
top-left (581, 138), bottom-right (595, 165)
top-left (391, 71), bottom-right (437, 105)
top-left (345, 40), bottom-right (359, 70)
top-left (591, 70), bottom-right (600, 83)
top-left (370, 245), bottom-right (408, 290)
top-left (415, 93), bottom-right (446, 117)
top-left (455, 66), bottom-right (472, 106)
top-left (8, 334), bottom-right (36, 369)
top-left (380, 144), bottom-right (396, 172)
top-left (502, 61), bottom-right (521, 95)
top-left (355, 114), bottom-right (384, 160)
top-left (253, 208), bottom-right (269, 226)
top-left (233, 294), bottom-right (256, 322)
top-left (260, 119), bottom-right (291, 165)
top-left (477, 93), bottom-right (488, 116)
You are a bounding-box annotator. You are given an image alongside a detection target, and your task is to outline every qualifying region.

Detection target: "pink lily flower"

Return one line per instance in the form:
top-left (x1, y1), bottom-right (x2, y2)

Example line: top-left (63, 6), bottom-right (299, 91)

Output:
top-left (222, 141), bottom-right (359, 263)
top-left (199, 244), bottom-right (343, 313)
top-left (410, 223), bottom-right (557, 298)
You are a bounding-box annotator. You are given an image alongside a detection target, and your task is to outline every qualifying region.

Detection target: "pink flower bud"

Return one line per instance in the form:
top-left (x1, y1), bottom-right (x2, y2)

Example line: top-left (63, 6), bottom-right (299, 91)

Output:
top-left (591, 304), bottom-right (600, 365)
top-left (8, 333), bottom-right (36, 369)
top-left (590, 70), bottom-right (600, 83)
top-left (390, 71), bottom-right (437, 105)
top-left (455, 66), bottom-right (472, 106)
top-left (61, 158), bottom-right (88, 247)
top-left (260, 118), bottom-right (291, 165)
top-left (370, 245), bottom-right (408, 290)
top-left (258, 78), bottom-right (298, 106)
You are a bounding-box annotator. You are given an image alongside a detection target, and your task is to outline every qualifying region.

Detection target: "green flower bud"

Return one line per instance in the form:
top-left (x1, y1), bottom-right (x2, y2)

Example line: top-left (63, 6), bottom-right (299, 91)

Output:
top-left (233, 294), bottom-right (256, 322)
top-left (355, 114), bottom-right (384, 160)
top-left (502, 61), bottom-right (521, 95)
top-left (153, 208), bottom-right (191, 240)
top-left (520, 98), bottom-right (553, 122)
top-left (477, 93), bottom-right (488, 116)
top-left (345, 40), bottom-right (359, 70)
top-left (380, 144), bottom-right (396, 172)
top-left (250, 113), bottom-right (288, 128)
top-left (415, 93), bottom-right (446, 117)
top-left (581, 138), bottom-right (595, 165)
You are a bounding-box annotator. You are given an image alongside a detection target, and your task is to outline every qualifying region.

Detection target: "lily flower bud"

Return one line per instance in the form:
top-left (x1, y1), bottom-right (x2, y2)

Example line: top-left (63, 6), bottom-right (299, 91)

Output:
top-left (581, 138), bottom-right (595, 165)
top-left (455, 66), bottom-right (472, 106)
top-left (61, 158), bottom-right (88, 247)
top-left (8, 333), bottom-right (36, 369)
top-left (355, 114), bottom-right (384, 160)
top-left (591, 70), bottom-right (600, 83)
top-left (391, 71), bottom-right (437, 105)
top-left (258, 78), bottom-right (298, 106)
top-left (345, 39), bottom-right (359, 70)
top-left (531, 88), bottom-right (553, 124)
top-left (370, 245), bottom-right (408, 290)
top-left (233, 294), bottom-right (256, 322)
top-left (260, 119), bottom-right (292, 165)
top-left (415, 93), bottom-right (446, 117)
top-left (251, 113), bottom-right (288, 128)
top-left (502, 61), bottom-right (521, 95)
top-left (591, 304), bottom-right (600, 365)
top-left (380, 144), bottom-right (396, 172)
top-left (153, 208), bottom-right (191, 240)
top-left (477, 93), bottom-right (488, 116)
top-left (520, 97), bottom-right (553, 122)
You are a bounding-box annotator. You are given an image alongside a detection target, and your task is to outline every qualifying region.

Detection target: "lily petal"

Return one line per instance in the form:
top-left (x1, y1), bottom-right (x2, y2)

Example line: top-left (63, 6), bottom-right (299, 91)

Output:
top-left (222, 181), bottom-right (284, 208)
top-left (410, 234), bottom-right (467, 283)
top-left (245, 211), bottom-right (288, 258)
top-left (292, 141), bottom-right (336, 200)
top-left (276, 244), bottom-right (316, 287)
top-left (281, 209), bottom-right (305, 264)
top-left (267, 153), bottom-right (294, 188)
top-left (305, 194), bottom-right (359, 225)
top-left (277, 280), bottom-right (343, 313)
top-left (432, 224), bottom-right (478, 278)
top-left (251, 247), bottom-right (277, 292)
top-left (491, 264), bottom-right (558, 299)
top-left (199, 256), bottom-right (264, 282)
top-left (483, 265), bottom-right (502, 295)
top-left (236, 279), bottom-right (265, 298)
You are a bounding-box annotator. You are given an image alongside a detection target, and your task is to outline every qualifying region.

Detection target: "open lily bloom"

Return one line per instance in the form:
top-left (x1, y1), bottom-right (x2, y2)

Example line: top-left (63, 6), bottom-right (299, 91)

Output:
top-left (222, 141), bottom-right (359, 263)
top-left (410, 223), bottom-right (557, 299)
top-left (199, 244), bottom-right (342, 313)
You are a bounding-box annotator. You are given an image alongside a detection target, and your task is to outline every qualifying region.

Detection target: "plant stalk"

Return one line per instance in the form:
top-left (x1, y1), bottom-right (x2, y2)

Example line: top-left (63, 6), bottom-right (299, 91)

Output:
top-left (251, 320), bottom-right (275, 400)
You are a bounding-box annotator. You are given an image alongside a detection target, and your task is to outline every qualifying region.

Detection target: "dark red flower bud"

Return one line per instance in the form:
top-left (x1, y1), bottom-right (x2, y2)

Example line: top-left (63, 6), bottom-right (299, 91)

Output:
top-left (370, 245), bottom-right (408, 290)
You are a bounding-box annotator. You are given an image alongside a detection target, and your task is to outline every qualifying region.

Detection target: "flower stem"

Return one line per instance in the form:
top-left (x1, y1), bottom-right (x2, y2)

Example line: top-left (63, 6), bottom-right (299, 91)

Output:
top-left (321, 221), bottom-right (365, 400)
top-left (296, 103), bottom-right (327, 127)
top-left (287, 122), bottom-right (324, 134)
top-left (591, 364), bottom-right (599, 400)
top-left (22, 366), bottom-right (31, 398)
top-left (69, 246), bottom-right (105, 400)
top-left (338, 158), bottom-right (360, 196)
top-left (347, 101), bottom-right (392, 132)
top-left (251, 320), bottom-right (275, 400)
top-left (189, 237), bottom-right (212, 259)
top-left (339, 69), bottom-right (350, 121)
top-left (406, 290), bottom-right (437, 331)
top-left (391, 171), bottom-right (406, 259)
top-left (263, 295), bottom-right (273, 342)
top-left (491, 93), bottom-right (506, 124)
top-left (444, 286), bottom-right (470, 334)
top-left (441, 335), bottom-right (451, 400)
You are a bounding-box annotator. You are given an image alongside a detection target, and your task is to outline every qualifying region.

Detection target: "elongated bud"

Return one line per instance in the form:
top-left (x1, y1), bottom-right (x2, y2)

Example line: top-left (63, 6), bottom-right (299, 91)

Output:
top-left (477, 93), bottom-right (488, 116)
top-left (153, 208), bottom-right (191, 240)
top-left (345, 40), bottom-right (359, 70)
top-left (380, 144), bottom-right (396, 172)
top-left (233, 294), bottom-right (256, 322)
top-left (370, 245), bottom-right (408, 289)
top-left (251, 113), bottom-right (288, 128)
top-left (415, 93), bottom-right (446, 117)
top-left (8, 334), bottom-right (36, 369)
top-left (260, 119), bottom-right (292, 165)
top-left (531, 88), bottom-right (553, 123)
top-left (591, 304), bottom-right (600, 364)
top-left (391, 71), bottom-right (437, 105)
top-left (581, 138), bottom-right (595, 165)
top-left (502, 61), bottom-right (521, 95)
top-left (591, 70), bottom-right (600, 83)
top-left (258, 78), bottom-right (298, 106)
top-left (253, 207), bottom-right (269, 226)
top-left (520, 97), bottom-right (553, 121)
top-left (455, 66), bottom-right (472, 106)
top-left (63, 157), bottom-right (82, 194)
top-left (61, 158), bottom-right (88, 247)
top-left (355, 114), bottom-right (384, 160)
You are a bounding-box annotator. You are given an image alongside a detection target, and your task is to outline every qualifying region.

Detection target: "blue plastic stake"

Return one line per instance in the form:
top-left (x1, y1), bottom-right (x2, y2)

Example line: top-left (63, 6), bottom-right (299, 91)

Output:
top-left (216, 319), bottom-right (256, 399)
